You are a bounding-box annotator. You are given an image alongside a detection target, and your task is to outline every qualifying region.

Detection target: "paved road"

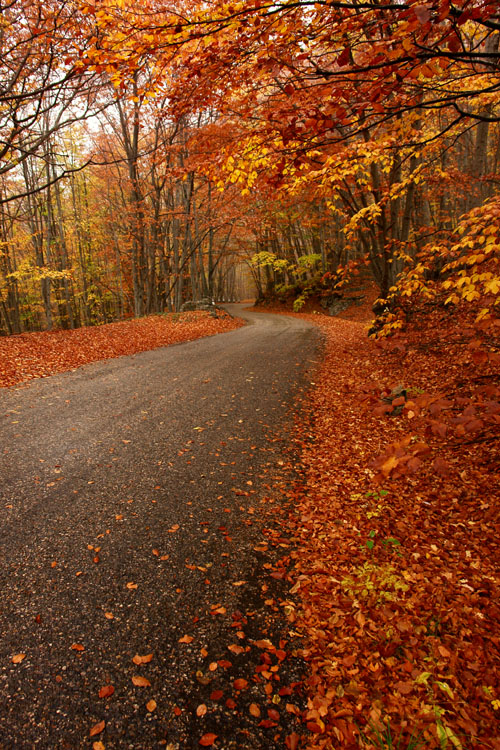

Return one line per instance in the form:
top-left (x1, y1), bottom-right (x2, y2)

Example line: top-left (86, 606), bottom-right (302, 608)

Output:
top-left (0, 306), bottom-right (321, 749)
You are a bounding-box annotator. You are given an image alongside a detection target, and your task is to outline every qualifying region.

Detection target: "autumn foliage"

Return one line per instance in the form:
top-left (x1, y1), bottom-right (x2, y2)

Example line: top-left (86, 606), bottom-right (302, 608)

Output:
top-left (259, 293), bottom-right (499, 749)
top-left (0, 311), bottom-right (242, 388)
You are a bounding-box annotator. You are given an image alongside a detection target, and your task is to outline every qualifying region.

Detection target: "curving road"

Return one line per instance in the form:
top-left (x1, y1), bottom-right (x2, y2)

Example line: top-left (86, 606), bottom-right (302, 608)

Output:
top-left (0, 306), bottom-right (321, 749)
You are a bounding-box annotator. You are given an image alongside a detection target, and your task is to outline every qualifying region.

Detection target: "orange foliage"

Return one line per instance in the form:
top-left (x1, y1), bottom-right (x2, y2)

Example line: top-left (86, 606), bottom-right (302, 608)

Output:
top-left (266, 302), bottom-right (499, 749)
top-left (0, 311), bottom-right (242, 388)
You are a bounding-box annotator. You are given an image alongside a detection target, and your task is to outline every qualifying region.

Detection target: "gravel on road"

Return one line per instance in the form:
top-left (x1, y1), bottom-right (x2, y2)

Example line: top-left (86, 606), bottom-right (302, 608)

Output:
top-left (0, 305), bottom-right (322, 750)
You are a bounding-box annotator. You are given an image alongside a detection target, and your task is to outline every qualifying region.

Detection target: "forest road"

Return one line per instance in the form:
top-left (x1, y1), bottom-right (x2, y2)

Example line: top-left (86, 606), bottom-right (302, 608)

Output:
top-left (0, 305), bottom-right (322, 750)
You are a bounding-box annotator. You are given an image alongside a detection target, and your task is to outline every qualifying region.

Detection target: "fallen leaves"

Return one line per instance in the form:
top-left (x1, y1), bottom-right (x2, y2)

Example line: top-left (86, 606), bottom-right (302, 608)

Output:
top-left (146, 699), bottom-right (157, 712)
top-left (89, 720), bottom-right (105, 737)
top-left (132, 676), bottom-right (151, 687)
top-left (233, 678), bottom-right (248, 691)
top-left (267, 306), bottom-right (500, 749)
top-left (132, 653), bottom-right (153, 665)
top-left (178, 635), bottom-right (194, 644)
top-left (0, 313), bottom-right (244, 388)
top-left (199, 732), bottom-right (218, 746)
top-left (98, 685), bottom-right (114, 699)
top-left (11, 654), bottom-right (26, 664)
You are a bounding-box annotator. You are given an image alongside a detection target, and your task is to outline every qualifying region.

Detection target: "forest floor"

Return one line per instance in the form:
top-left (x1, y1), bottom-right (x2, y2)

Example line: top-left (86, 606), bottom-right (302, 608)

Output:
top-left (255, 296), bottom-right (499, 749)
top-left (0, 310), bottom-right (243, 388)
top-left (1, 298), bottom-right (498, 749)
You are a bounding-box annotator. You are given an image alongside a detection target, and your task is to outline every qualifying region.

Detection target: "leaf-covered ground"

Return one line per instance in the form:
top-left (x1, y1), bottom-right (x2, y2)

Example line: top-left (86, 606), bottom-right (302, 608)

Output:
top-left (0, 311), bottom-right (243, 388)
top-left (1, 302), bottom-right (498, 748)
top-left (263, 301), bottom-right (499, 749)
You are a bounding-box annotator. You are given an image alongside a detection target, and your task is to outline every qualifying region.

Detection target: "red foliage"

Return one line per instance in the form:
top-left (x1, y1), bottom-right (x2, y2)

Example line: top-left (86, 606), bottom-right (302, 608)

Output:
top-left (265, 303), bottom-right (499, 749)
top-left (0, 311), bottom-right (243, 388)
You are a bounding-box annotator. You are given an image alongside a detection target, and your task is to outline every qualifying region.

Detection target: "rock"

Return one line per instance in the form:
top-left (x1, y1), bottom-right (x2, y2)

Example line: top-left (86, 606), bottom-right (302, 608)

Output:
top-left (180, 298), bottom-right (217, 313)
top-left (327, 295), bottom-right (365, 316)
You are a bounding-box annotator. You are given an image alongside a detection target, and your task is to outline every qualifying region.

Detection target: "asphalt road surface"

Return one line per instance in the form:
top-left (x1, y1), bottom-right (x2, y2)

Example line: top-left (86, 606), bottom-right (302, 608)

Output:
top-left (0, 305), bottom-right (321, 750)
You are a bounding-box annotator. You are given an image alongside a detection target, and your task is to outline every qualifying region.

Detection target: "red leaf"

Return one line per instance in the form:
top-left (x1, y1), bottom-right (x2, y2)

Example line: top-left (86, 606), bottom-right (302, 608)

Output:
top-left (199, 733), bottom-right (218, 746)
top-left (89, 720), bottom-right (105, 737)
top-left (98, 685), bottom-right (114, 699)
top-left (233, 678), bottom-right (248, 690)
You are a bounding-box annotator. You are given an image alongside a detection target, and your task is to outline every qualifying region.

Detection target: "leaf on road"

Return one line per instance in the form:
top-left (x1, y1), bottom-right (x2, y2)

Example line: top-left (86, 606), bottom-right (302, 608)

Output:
top-left (89, 720), bottom-right (105, 737)
top-left (233, 678), bottom-right (248, 690)
top-left (199, 733), bottom-right (218, 747)
top-left (146, 699), bottom-right (157, 712)
top-left (132, 676), bottom-right (151, 687)
top-left (98, 685), bottom-right (114, 699)
top-left (12, 654), bottom-right (26, 664)
top-left (179, 635), bottom-right (194, 644)
top-left (132, 653), bottom-right (153, 665)
top-left (196, 703), bottom-right (207, 717)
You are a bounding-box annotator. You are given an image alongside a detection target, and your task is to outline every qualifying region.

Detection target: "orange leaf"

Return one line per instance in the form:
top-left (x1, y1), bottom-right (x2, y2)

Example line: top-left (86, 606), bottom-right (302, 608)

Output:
top-left (104, 612), bottom-right (114, 619)
top-left (98, 685), bottom-right (114, 699)
top-left (196, 703), bottom-right (207, 717)
top-left (146, 700), bottom-right (157, 712)
top-left (199, 732), bottom-right (218, 746)
top-left (126, 582), bottom-right (138, 589)
top-left (71, 643), bottom-right (85, 651)
top-left (132, 675), bottom-right (151, 687)
top-left (89, 720), bottom-right (105, 737)
top-left (249, 703), bottom-right (261, 717)
top-left (12, 653), bottom-right (26, 664)
top-left (179, 635), bottom-right (194, 644)
top-left (253, 639), bottom-right (273, 650)
top-left (228, 644), bottom-right (244, 655)
top-left (233, 678), bottom-right (248, 690)
top-left (200, 732), bottom-right (218, 747)
top-left (132, 653), bottom-right (153, 665)
top-left (93, 742), bottom-right (105, 750)
top-left (208, 662), bottom-right (218, 672)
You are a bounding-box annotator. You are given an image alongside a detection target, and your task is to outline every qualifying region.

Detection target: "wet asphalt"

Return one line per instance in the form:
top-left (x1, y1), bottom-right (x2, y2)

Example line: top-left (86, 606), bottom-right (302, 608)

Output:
top-left (0, 306), bottom-right (321, 750)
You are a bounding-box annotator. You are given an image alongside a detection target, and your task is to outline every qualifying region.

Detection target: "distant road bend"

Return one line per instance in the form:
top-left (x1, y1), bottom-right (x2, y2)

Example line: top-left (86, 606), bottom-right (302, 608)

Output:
top-left (0, 304), bottom-right (321, 749)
